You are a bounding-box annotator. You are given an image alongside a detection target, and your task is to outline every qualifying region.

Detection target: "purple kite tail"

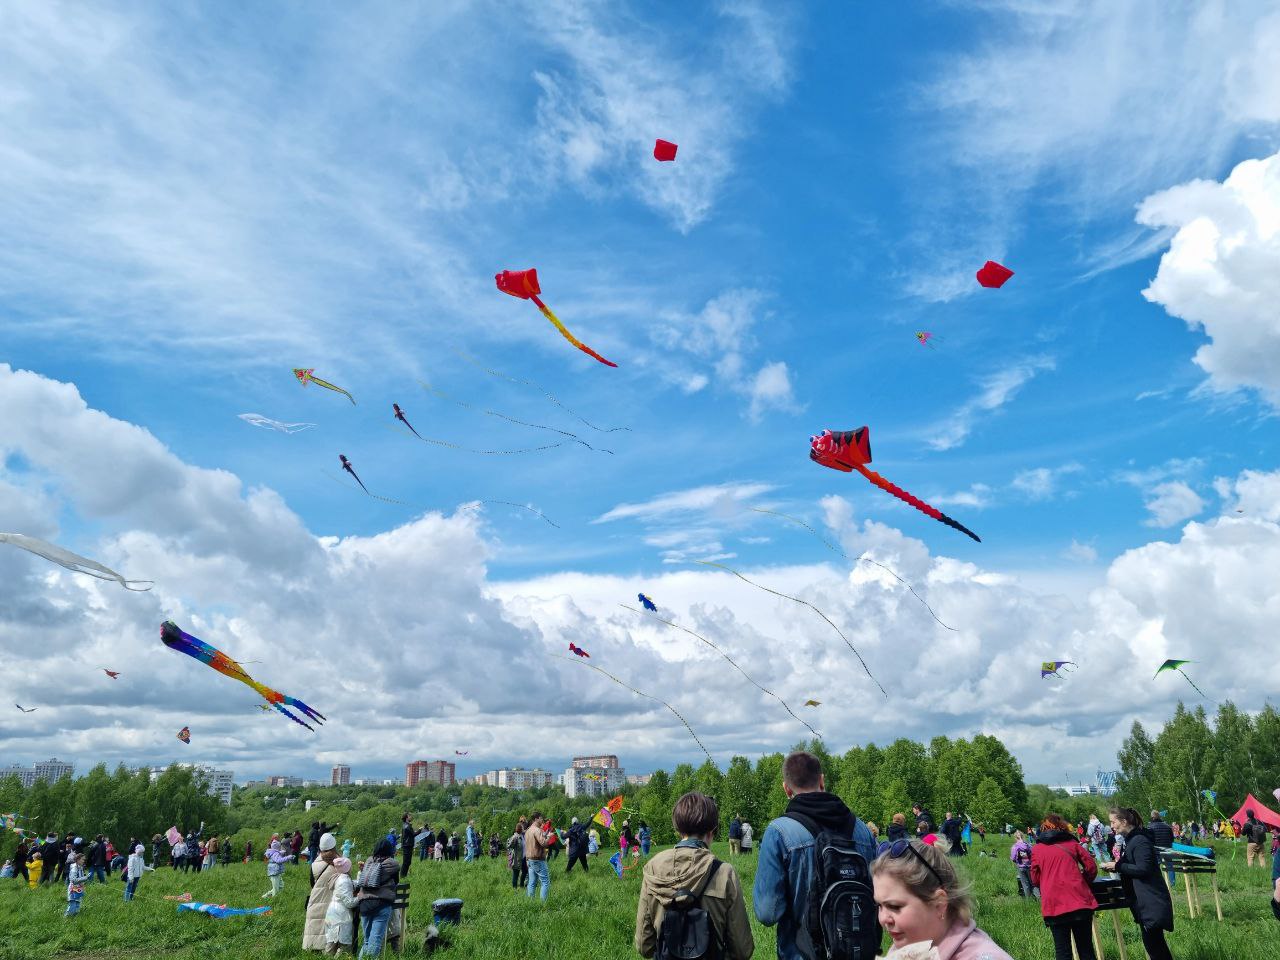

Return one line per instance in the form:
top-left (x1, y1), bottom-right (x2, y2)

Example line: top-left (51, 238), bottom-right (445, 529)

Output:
top-left (272, 697), bottom-right (326, 731)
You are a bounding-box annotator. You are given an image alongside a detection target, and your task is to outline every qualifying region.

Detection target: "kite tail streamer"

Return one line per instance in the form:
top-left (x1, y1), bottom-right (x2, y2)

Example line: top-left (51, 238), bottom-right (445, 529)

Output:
top-left (853, 465), bottom-right (981, 542)
top-left (419, 382), bottom-right (614, 454)
top-left (1178, 669), bottom-right (1210, 700)
top-left (553, 654), bottom-right (712, 761)
top-left (311, 376), bottom-right (356, 405)
top-left (450, 349), bottom-right (630, 433)
top-left (748, 507), bottom-right (957, 632)
top-left (529, 294), bottom-right (618, 368)
top-left (693, 560), bottom-right (889, 699)
top-left (620, 604), bottom-right (820, 738)
top-left (387, 423), bottom-right (566, 455)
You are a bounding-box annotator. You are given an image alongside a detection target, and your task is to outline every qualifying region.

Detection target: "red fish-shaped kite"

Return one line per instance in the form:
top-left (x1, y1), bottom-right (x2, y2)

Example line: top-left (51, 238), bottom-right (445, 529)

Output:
top-left (496, 268), bottom-right (617, 367)
top-left (976, 260), bottom-right (1014, 288)
top-left (810, 427), bottom-right (981, 542)
top-left (568, 642), bottom-right (590, 658)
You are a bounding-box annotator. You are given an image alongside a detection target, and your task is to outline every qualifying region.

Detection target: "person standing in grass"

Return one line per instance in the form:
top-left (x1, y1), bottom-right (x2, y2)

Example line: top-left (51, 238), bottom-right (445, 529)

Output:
top-left (324, 857), bottom-right (359, 955)
top-left (64, 853), bottom-right (88, 918)
top-left (12, 840), bottom-right (28, 885)
top-left (740, 821), bottom-right (754, 855)
top-left (27, 850), bottom-right (43, 888)
top-left (123, 844), bottom-right (154, 902)
top-left (1010, 830), bottom-right (1037, 899)
top-left (634, 791), bottom-right (754, 960)
top-left (304, 834), bottom-right (341, 952)
top-left (264, 839), bottom-right (294, 898)
top-left (1030, 814), bottom-right (1099, 960)
top-left (508, 818), bottom-right (528, 888)
top-left (354, 838), bottom-right (400, 957)
top-left (400, 814), bottom-right (415, 878)
top-left (565, 817), bottom-right (589, 874)
top-left (729, 813), bottom-right (743, 857)
top-left (1100, 807), bottom-right (1174, 960)
top-left (465, 820), bottom-right (478, 863)
top-left (524, 812), bottom-right (553, 902)
top-left (638, 821), bottom-right (652, 857)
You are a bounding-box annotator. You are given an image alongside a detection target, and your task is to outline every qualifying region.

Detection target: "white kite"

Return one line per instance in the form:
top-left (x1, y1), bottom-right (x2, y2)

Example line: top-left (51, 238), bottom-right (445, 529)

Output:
top-left (238, 413), bottom-right (316, 434)
top-left (0, 533), bottom-right (153, 591)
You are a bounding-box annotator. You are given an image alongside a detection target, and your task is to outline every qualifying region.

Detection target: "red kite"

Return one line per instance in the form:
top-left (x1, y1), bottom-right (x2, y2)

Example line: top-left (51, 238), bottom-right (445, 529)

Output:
top-left (810, 427), bottom-right (981, 542)
top-left (569, 642), bottom-right (590, 658)
top-left (653, 139), bottom-right (677, 162)
top-left (495, 268), bottom-right (617, 367)
top-left (976, 261), bottom-right (1013, 288)
top-left (176, 726), bottom-right (191, 744)
top-left (102, 669), bottom-right (120, 679)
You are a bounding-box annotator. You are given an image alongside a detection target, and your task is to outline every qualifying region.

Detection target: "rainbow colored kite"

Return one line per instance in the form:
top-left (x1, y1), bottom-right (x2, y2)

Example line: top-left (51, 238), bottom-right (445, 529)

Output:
top-left (810, 427), bottom-right (980, 542)
top-left (160, 621), bottom-right (325, 731)
top-left (495, 269), bottom-right (617, 367)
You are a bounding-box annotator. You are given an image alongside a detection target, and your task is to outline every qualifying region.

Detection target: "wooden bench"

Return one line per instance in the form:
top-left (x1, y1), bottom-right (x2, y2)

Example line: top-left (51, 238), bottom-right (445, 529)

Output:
top-left (387, 881), bottom-right (410, 953)
top-left (1089, 878), bottom-right (1133, 960)
top-left (1158, 849), bottom-right (1223, 920)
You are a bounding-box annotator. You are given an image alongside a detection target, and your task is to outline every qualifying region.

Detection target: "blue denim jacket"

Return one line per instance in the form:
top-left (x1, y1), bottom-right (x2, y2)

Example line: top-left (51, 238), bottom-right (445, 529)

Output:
top-left (751, 814), bottom-right (876, 960)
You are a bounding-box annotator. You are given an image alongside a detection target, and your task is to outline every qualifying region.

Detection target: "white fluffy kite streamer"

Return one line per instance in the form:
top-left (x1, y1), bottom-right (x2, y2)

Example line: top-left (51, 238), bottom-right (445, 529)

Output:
top-left (238, 413), bottom-right (316, 434)
top-left (0, 533), bottom-right (153, 591)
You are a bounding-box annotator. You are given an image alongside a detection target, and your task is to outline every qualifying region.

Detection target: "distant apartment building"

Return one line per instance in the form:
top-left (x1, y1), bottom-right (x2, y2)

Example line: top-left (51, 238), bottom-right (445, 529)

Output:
top-left (572, 755), bottom-right (620, 769)
top-left (626, 774), bottom-right (652, 787)
top-left (564, 763), bottom-right (627, 798)
top-left (405, 760), bottom-right (456, 788)
top-left (2, 758), bottom-right (75, 788)
top-left (267, 775), bottom-right (304, 788)
top-left (331, 765), bottom-right (351, 786)
top-left (479, 767), bottom-right (556, 790)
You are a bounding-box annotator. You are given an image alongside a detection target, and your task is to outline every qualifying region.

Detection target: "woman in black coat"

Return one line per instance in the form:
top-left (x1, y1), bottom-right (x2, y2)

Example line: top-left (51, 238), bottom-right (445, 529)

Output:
top-left (1101, 807), bottom-right (1173, 960)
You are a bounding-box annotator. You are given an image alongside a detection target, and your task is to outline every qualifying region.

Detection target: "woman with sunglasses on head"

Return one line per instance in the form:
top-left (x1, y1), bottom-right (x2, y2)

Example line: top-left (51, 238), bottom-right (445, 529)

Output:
top-left (1029, 814), bottom-right (1098, 960)
top-left (872, 838), bottom-right (1015, 959)
top-left (1099, 808), bottom-right (1173, 960)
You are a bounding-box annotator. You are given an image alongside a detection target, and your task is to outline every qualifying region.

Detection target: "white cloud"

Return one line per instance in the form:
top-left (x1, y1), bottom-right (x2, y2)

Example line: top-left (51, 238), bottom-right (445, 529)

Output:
top-left (746, 361), bottom-right (799, 422)
top-left (1215, 469), bottom-right (1280, 522)
top-left (1063, 540), bottom-right (1098, 564)
top-left (1138, 150), bottom-right (1280, 405)
top-left (1142, 481), bottom-right (1206, 528)
top-left (931, 484), bottom-right (994, 510)
top-left (595, 482), bottom-right (775, 524)
top-left (928, 357), bottom-right (1055, 450)
top-left (1012, 464), bottom-right (1083, 500)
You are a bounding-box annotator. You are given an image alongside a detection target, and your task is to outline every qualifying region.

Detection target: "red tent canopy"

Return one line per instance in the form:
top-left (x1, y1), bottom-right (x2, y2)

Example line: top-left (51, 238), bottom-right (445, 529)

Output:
top-left (1228, 793), bottom-right (1280, 829)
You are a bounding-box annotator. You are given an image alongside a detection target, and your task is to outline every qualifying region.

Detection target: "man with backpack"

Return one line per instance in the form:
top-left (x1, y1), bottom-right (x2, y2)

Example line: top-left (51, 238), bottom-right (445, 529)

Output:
top-left (634, 791), bottom-right (753, 960)
top-left (753, 751), bottom-right (878, 960)
top-left (1243, 810), bottom-right (1269, 868)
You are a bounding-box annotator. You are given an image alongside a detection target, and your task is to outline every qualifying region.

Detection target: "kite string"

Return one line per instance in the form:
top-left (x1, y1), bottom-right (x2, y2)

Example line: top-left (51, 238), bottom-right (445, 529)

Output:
top-left (749, 507), bottom-right (956, 632)
top-left (450, 348), bottom-right (630, 433)
top-left (420, 381), bottom-right (614, 454)
top-left (620, 604), bottom-right (820, 738)
top-left (322, 471), bottom-right (559, 527)
top-left (693, 559), bottom-right (888, 699)
top-left (385, 423), bottom-right (566, 456)
top-left (552, 654), bottom-right (712, 762)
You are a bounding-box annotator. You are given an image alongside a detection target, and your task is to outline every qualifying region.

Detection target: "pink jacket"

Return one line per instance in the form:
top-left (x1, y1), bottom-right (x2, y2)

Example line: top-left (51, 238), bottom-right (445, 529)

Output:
top-left (934, 920), bottom-right (1015, 960)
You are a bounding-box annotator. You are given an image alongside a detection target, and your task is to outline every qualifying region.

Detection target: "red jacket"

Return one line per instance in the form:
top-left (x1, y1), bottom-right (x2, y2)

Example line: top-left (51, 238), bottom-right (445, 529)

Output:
top-left (1030, 831), bottom-right (1098, 918)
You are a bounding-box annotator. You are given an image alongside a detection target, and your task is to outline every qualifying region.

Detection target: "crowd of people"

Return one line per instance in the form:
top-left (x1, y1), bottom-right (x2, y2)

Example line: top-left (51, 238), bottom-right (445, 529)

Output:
top-left (4, 765), bottom-right (1278, 956)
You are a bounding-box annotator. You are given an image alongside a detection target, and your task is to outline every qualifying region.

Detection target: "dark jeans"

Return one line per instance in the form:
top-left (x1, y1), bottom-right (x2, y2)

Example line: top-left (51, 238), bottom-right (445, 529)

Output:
top-left (401, 850), bottom-right (412, 877)
top-left (89, 866), bottom-right (106, 883)
top-left (1141, 927), bottom-right (1173, 960)
top-left (511, 861), bottom-right (527, 888)
top-left (1047, 910), bottom-right (1096, 960)
top-left (565, 851), bottom-right (588, 873)
top-left (14, 862), bottom-right (28, 882)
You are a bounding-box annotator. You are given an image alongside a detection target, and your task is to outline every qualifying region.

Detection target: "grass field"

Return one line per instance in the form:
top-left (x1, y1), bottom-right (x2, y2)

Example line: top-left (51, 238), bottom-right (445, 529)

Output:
top-left (0, 838), bottom-right (1274, 959)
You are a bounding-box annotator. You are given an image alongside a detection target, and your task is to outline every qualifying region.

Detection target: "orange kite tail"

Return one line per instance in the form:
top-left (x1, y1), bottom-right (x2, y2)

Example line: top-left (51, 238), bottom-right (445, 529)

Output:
top-left (854, 465), bottom-right (981, 542)
top-left (530, 295), bottom-right (617, 367)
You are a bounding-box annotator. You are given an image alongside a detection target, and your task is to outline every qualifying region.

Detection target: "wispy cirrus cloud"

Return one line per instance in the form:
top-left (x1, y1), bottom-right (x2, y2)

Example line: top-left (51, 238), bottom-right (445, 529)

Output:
top-left (594, 482), bottom-right (775, 524)
top-left (928, 356), bottom-right (1055, 451)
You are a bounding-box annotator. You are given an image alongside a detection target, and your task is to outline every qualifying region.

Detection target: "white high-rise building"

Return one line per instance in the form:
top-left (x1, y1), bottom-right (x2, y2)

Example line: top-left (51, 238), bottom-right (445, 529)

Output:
top-left (564, 764), bottom-right (626, 798)
top-left (489, 767), bottom-right (556, 790)
top-left (2, 758), bottom-right (75, 788)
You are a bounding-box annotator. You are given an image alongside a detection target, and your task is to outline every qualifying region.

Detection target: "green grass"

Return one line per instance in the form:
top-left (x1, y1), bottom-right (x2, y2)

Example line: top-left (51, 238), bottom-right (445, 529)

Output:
top-left (0, 839), bottom-right (1274, 958)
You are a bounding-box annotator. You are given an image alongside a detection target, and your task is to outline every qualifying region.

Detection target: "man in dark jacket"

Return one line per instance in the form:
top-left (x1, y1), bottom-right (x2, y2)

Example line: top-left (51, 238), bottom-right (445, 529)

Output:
top-left (13, 840), bottom-right (28, 883)
top-left (400, 814), bottom-right (415, 878)
top-left (1243, 810), bottom-right (1269, 868)
top-left (728, 814), bottom-right (743, 856)
top-left (307, 821), bottom-right (322, 866)
top-left (565, 817), bottom-right (589, 873)
top-left (912, 803), bottom-right (934, 837)
top-left (1147, 811), bottom-right (1175, 888)
top-left (940, 812), bottom-right (965, 856)
top-left (88, 835), bottom-right (108, 883)
top-left (753, 751), bottom-right (877, 960)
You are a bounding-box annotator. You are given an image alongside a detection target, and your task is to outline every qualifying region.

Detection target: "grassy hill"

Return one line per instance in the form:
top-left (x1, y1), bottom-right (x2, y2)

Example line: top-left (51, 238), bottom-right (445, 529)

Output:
top-left (0, 837), bottom-right (1274, 959)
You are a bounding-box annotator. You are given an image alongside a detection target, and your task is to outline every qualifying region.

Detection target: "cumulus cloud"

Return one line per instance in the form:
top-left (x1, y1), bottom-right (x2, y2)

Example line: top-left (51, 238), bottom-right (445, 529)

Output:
top-left (1142, 481), bottom-right (1206, 528)
top-left (1139, 150), bottom-right (1280, 405)
top-left (928, 357), bottom-right (1055, 450)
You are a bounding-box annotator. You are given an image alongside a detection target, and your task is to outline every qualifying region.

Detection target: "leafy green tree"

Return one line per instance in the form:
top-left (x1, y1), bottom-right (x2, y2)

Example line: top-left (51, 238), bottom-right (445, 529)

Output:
top-left (719, 756), bottom-right (761, 838)
top-left (969, 777), bottom-right (1013, 834)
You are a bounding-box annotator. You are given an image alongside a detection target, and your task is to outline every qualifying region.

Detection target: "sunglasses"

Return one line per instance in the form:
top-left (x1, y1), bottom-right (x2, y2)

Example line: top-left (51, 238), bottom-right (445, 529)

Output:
top-left (884, 839), bottom-right (945, 890)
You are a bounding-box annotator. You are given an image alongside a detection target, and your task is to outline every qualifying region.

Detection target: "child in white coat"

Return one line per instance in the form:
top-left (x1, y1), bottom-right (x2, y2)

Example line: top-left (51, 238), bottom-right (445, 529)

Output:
top-left (323, 856), bottom-right (358, 955)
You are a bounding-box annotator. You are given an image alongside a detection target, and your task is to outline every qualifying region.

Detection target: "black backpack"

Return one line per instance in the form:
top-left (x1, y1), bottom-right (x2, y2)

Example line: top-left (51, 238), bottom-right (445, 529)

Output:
top-left (784, 813), bottom-right (880, 960)
top-left (655, 859), bottom-right (725, 960)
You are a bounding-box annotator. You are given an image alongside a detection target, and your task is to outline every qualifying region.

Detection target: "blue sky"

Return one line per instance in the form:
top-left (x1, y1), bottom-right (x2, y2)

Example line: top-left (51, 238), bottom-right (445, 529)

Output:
top-left (3, 1), bottom-right (1280, 786)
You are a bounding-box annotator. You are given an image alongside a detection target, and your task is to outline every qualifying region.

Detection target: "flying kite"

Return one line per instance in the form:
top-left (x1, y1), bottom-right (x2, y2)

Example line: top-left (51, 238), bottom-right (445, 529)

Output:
top-left (0, 533), bottom-right (153, 591)
top-left (391, 404), bottom-right (423, 440)
top-left (568, 642), bottom-right (590, 658)
top-left (420, 381), bottom-right (613, 454)
top-left (455, 751), bottom-right (469, 757)
top-left (160, 621), bottom-right (326, 731)
top-left (14, 704), bottom-right (36, 713)
top-left (749, 507), bottom-right (957, 631)
top-left (451, 348), bottom-right (630, 433)
top-left (653, 139), bottom-right (678, 162)
top-left (976, 261), bottom-right (1014, 288)
top-left (608, 850), bottom-right (638, 877)
top-left (338, 455), bottom-right (370, 495)
top-left (1041, 661), bottom-right (1076, 679)
top-left (495, 268), bottom-right (617, 367)
top-left (622, 603), bottom-right (820, 738)
top-left (102, 669), bottom-right (120, 679)
top-left (694, 559), bottom-right (888, 699)
top-left (809, 428), bottom-right (981, 542)
top-left (177, 902), bottom-right (272, 919)
top-left (177, 726), bottom-right (191, 745)
top-left (237, 414), bottom-right (315, 434)
top-left (915, 332), bottom-right (938, 348)
top-left (293, 368), bottom-right (355, 405)
top-left (638, 593), bottom-right (657, 612)
top-left (554, 654), bottom-right (712, 761)
top-left (593, 807), bottom-right (614, 830)
top-left (1154, 659), bottom-right (1209, 699)
top-left (804, 699), bottom-right (821, 707)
